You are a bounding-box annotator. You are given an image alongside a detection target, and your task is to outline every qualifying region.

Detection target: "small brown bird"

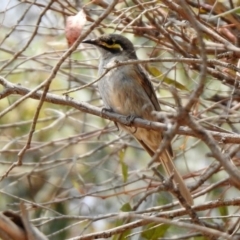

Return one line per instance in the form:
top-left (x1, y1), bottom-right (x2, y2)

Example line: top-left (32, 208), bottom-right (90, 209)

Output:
top-left (83, 34), bottom-right (193, 205)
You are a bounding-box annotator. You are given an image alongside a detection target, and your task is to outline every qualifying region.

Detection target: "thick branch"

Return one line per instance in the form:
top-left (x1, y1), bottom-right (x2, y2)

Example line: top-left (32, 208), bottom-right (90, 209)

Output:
top-left (0, 76), bottom-right (240, 143)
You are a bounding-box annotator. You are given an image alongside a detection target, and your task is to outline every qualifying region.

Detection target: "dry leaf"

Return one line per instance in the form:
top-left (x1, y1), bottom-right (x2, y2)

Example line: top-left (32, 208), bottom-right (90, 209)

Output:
top-left (65, 10), bottom-right (86, 47)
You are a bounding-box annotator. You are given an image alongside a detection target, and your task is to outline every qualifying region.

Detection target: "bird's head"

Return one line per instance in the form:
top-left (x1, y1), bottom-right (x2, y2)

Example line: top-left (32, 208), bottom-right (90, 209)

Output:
top-left (82, 34), bottom-right (137, 59)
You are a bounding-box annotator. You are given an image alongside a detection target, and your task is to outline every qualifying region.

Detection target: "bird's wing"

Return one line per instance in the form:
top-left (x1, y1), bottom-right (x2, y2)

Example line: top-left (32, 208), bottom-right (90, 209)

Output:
top-left (135, 65), bottom-right (161, 111)
top-left (133, 65), bottom-right (173, 156)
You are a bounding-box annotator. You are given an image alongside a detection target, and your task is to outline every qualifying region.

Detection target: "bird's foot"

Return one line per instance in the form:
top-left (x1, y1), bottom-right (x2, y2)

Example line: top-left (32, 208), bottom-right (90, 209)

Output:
top-left (125, 114), bottom-right (137, 126)
top-left (101, 107), bottom-right (119, 130)
top-left (101, 107), bottom-right (113, 116)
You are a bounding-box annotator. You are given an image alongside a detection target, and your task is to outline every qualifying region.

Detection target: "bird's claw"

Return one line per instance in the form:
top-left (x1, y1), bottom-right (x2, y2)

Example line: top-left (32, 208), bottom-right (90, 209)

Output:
top-left (101, 107), bottom-right (113, 113)
top-left (101, 107), bottom-right (113, 116)
top-left (125, 114), bottom-right (136, 126)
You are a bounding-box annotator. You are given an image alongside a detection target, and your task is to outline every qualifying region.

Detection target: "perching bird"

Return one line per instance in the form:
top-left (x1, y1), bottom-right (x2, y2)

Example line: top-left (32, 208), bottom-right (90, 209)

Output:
top-left (83, 34), bottom-right (193, 205)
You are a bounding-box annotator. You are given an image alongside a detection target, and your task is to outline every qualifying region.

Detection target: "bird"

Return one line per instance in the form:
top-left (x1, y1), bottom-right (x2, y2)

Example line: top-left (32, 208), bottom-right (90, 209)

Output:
top-left (82, 34), bottom-right (193, 206)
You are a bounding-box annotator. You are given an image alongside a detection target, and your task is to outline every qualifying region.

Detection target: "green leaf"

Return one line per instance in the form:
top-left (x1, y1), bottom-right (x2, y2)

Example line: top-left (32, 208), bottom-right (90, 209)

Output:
top-left (119, 150), bottom-right (128, 182)
top-left (219, 205), bottom-right (228, 217)
top-left (120, 202), bottom-right (132, 212)
top-left (195, 237), bottom-right (208, 240)
top-left (112, 203), bottom-right (132, 240)
top-left (147, 65), bottom-right (189, 91)
top-left (141, 223), bottom-right (169, 239)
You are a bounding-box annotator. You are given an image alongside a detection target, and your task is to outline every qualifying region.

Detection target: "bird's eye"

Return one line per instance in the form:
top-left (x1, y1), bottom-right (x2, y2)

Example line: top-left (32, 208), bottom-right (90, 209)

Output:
top-left (106, 39), bottom-right (114, 45)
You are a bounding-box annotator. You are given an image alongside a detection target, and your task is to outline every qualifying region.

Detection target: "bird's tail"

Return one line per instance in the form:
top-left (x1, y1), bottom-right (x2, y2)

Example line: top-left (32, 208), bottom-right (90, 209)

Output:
top-left (160, 150), bottom-right (194, 206)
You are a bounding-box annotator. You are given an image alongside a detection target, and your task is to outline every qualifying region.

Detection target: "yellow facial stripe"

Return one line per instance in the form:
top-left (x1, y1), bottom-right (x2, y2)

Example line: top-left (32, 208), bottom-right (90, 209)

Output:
top-left (100, 41), bottom-right (123, 50)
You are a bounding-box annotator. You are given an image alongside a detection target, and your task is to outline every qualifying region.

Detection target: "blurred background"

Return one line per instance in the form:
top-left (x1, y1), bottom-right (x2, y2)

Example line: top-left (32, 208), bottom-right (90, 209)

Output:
top-left (0, 0), bottom-right (240, 239)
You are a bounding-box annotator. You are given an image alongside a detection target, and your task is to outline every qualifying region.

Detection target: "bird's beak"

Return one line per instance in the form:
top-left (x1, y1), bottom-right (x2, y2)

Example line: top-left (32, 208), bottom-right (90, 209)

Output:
top-left (82, 38), bottom-right (98, 45)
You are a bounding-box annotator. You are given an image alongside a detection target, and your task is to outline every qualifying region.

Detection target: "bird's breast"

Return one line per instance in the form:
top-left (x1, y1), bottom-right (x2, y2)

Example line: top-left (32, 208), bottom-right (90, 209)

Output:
top-left (98, 64), bottom-right (155, 120)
